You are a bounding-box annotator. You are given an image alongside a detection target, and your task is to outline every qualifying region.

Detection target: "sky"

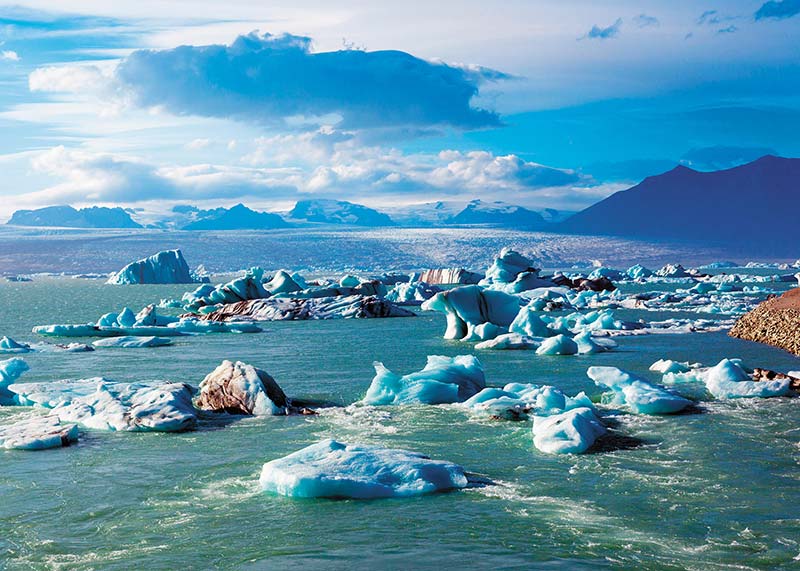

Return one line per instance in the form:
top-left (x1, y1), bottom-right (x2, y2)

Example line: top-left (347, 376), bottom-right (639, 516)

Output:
top-left (0, 0), bottom-right (798, 219)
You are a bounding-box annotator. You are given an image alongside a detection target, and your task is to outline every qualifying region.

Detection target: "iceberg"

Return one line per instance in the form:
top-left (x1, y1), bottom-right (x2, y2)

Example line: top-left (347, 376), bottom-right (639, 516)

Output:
top-left (107, 249), bottom-right (208, 285)
top-left (0, 415), bottom-right (79, 450)
top-left (385, 281), bottom-right (441, 305)
top-left (573, 331), bottom-right (616, 354)
top-left (480, 248), bottom-right (539, 285)
top-left (92, 336), bottom-right (173, 348)
top-left (363, 355), bottom-right (485, 405)
top-left (183, 268), bottom-right (270, 310)
top-left (264, 270), bottom-right (306, 295)
top-left (415, 268), bottom-right (483, 285)
top-left (535, 334), bottom-right (579, 356)
top-left (0, 336), bottom-right (32, 354)
top-left (509, 304), bottom-right (557, 338)
top-left (649, 359), bottom-right (692, 374)
top-left (626, 264), bottom-right (653, 280)
top-left (704, 359), bottom-right (791, 399)
top-left (259, 439), bottom-right (468, 499)
top-left (587, 366), bottom-right (692, 414)
top-left (532, 407), bottom-right (607, 454)
top-left (1, 358), bottom-right (30, 405)
top-left (201, 295), bottom-right (414, 321)
top-left (655, 264), bottom-right (691, 278)
top-left (422, 285), bottom-right (520, 340)
top-left (195, 360), bottom-right (288, 415)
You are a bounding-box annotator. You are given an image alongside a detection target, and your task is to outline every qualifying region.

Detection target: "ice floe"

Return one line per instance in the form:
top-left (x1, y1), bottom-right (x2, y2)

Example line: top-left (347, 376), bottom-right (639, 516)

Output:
top-left (0, 415), bottom-right (79, 450)
top-left (385, 281), bottom-right (441, 305)
top-left (92, 336), bottom-right (173, 348)
top-left (532, 408), bottom-right (607, 455)
top-left (259, 439), bottom-right (468, 499)
top-left (0, 336), bottom-right (32, 354)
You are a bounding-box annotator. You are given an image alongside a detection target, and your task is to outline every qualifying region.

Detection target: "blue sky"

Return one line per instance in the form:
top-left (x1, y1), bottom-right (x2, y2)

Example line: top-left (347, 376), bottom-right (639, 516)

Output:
top-left (0, 0), bottom-right (798, 218)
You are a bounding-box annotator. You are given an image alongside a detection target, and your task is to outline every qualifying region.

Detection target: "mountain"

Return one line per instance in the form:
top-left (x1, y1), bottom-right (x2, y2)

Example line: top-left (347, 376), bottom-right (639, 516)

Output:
top-left (182, 203), bottom-right (289, 230)
top-left (446, 199), bottom-right (547, 228)
top-left (7, 205), bottom-right (142, 228)
top-left (289, 199), bottom-right (395, 226)
top-left (382, 201), bottom-right (461, 226)
top-left (559, 155), bottom-right (800, 250)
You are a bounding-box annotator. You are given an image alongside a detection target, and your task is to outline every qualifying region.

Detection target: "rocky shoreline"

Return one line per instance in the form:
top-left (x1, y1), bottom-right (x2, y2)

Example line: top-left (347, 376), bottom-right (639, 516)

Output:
top-left (729, 289), bottom-right (800, 356)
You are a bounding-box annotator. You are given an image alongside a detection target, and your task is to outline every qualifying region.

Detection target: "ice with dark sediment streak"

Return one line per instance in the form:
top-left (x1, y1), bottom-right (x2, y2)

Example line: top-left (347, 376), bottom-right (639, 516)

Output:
top-left (0, 415), bottom-right (79, 450)
top-left (201, 295), bottom-right (414, 321)
top-left (666, 359), bottom-right (792, 399)
top-left (195, 360), bottom-right (288, 416)
top-left (107, 249), bottom-right (208, 285)
top-left (363, 355), bottom-right (486, 405)
top-left (259, 439), bottom-right (469, 499)
top-left (8, 379), bottom-right (198, 432)
top-left (182, 268), bottom-right (270, 311)
top-left (587, 366), bottom-right (692, 414)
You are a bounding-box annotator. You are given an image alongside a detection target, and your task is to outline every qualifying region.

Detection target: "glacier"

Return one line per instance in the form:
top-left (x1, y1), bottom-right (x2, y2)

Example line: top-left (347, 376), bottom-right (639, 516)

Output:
top-left (107, 249), bottom-right (209, 285)
top-left (363, 355), bottom-right (486, 405)
top-left (587, 366), bottom-right (692, 414)
top-left (259, 439), bottom-right (468, 499)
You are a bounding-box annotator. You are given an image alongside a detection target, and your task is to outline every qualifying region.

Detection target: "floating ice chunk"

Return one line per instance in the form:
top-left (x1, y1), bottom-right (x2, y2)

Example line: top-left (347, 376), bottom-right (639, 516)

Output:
top-left (626, 264), bottom-right (653, 280)
top-left (573, 331), bottom-right (616, 354)
top-left (536, 334), bottom-right (579, 356)
top-left (475, 333), bottom-right (541, 350)
top-left (0, 336), bottom-right (32, 354)
top-left (201, 295), bottom-right (414, 321)
top-left (422, 285), bottom-right (520, 341)
top-left (649, 359), bottom-right (691, 374)
top-left (195, 360), bottom-right (288, 415)
top-left (0, 358), bottom-right (30, 405)
top-left (464, 382), bottom-right (593, 420)
top-left (9, 379), bottom-right (198, 432)
top-left (414, 268), bottom-right (483, 285)
top-left (363, 355), bottom-right (485, 405)
top-left (107, 249), bottom-right (208, 284)
top-left (588, 267), bottom-right (624, 281)
top-left (532, 408), bottom-right (607, 454)
top-left (587, 366), bottom-right (692, 414)
top-left (464, 322), bottom-right (507, 342)
top-left (704, 359), bottom-right (791, 399)
top-left (655, 264), bottom-right (691, 278)
top-left (385, 281), bottom-right (441, 305)
top-left (259, 439), bottom-right (468, 499)
top-left (92, 336), bottom-right (173, 348)
top-left (34, 313), bottom-right (261, 337)
top-left (0, 416), bottom-right (78, 450)
top-left (338, 274), bottom-right (362, 288)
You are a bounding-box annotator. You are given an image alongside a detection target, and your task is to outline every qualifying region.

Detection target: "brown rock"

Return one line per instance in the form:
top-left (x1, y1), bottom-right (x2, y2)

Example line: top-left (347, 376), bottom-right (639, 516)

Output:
top-left (751, 367), bottom-right (800, 391)
top-left (729, 289), bottom-right (800, 356)
top-left (195, 360), bottom-right (288, 415)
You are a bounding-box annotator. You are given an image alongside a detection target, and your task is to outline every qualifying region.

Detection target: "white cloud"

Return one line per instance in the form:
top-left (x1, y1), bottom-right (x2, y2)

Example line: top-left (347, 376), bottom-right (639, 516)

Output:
top-left (1, 50), bottom-right (20, 61)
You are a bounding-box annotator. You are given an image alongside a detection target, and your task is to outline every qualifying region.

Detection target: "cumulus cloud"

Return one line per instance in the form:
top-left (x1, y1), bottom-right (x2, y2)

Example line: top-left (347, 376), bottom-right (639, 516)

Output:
top-left (29, 32), bottom-right (507, 131)
top-left (583, 18), bottom-right (622, 40)
top-left (755, 0), bottom-right (800, 20)
top-left (1, 50), bottom-right (19, 61)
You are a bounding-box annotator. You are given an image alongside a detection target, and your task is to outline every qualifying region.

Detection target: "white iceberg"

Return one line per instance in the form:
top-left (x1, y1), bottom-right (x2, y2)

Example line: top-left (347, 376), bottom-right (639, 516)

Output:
top-left (107, 249), bottom-right (208, 285)
top-left (704, 359), bottom-right (791, 399)
top-left (463, 382), bottom-right (594, 421)
top-left (363, 355), bottom-right (486, 405)
top-left (183, 268), bottom-right (270, 310)
top-left (535, 334), bottom-right (579, 356)
top-left (587, 366), bottom-right (692, 414)
top-left (259, 439), bottom-right (468, 499)
top-left (532, 407), bottom-right (607, 454)
top-left (385, 281), bottom-right (441, 305)
top-left (0, 415), bottom-right (79, 450)
top-left (422, 285), bottom-right (520, 341)
top-left (8, 379), bottom-right (198, 432)
top-left (92, 336), bottom-right (173, 348)
top-left (626, 264), bottom-right (653, 280)
top-left (475, 333), bottom-right (541, 350)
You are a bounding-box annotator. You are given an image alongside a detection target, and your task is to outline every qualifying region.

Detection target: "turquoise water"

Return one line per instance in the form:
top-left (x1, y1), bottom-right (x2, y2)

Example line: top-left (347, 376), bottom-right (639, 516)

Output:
top-left (1, 279), bottom-right (799, 570)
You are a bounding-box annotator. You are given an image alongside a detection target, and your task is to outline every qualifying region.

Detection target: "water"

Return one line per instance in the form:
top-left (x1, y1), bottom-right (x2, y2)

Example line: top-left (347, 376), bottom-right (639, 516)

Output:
top-left (1, 278), bottom-right (799, 570)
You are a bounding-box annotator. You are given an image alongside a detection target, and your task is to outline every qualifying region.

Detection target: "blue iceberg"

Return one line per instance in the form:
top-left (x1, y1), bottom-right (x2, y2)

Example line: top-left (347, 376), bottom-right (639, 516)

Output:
top-left (704, 359), bottom-right (791, 399)
top-left (0, 336), bottom-right (32, 354)
top-left (92, 336), bottom-right (173, 348)
top-left (532, 407), bottom-right (607, 454)
top-left (107, 249), bottom-right (208, 285)
top-left (587, 366), bottom-right (692, 414)
top-left (0, 357), bottom-right (30, 405)
top-left (363, 355), bottom-right (486, 405)
top-left (259, 439), bottom-right (468, 499)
